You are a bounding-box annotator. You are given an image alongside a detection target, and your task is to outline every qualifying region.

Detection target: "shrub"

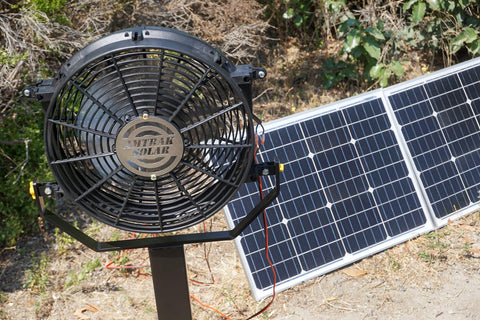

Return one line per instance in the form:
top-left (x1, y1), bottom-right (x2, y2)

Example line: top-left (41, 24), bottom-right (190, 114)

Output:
top-left (0, 101), bottom-right (51, 246)
top-left (402, 0), bottom-right (480, 65)
top-left (322, 17), bottom-right (405, 88)
top-left (321, 0), bottom-right (480, 88)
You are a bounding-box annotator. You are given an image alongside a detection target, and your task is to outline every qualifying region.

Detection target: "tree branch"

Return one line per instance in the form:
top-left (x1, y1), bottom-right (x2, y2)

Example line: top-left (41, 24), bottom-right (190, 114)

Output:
top-left (0, 139), bottom-right (26, 146)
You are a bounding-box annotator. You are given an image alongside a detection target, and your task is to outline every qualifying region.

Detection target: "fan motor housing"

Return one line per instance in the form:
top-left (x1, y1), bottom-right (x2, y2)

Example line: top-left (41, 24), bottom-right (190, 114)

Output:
top-left (37, 26), bottom-right (265, 233)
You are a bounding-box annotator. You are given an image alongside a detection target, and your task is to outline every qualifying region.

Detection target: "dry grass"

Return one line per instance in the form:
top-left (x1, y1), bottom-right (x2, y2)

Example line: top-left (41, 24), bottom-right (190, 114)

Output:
top-left (127, 0), bottom-right (270, 62)
top-left (0, 0), bottom-right (270, 113)
top-left (0, 0), bottom-right (121, 106)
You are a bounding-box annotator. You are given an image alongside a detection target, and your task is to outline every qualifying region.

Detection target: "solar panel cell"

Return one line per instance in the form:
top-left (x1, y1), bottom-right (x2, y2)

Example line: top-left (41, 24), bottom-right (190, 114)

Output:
top-left (457, 151), bottom-right (480, 200)
top-left (375, 180), bottom-right (425, 235)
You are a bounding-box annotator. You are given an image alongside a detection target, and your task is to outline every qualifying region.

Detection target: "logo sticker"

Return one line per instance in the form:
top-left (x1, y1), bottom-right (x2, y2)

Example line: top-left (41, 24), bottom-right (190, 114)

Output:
top-left (116, 116), bottom-right (183, 177)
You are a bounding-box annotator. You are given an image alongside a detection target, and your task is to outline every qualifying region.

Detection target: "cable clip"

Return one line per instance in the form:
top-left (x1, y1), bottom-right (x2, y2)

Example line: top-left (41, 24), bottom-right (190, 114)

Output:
top-left (255, 123), bottom-right (265, 148)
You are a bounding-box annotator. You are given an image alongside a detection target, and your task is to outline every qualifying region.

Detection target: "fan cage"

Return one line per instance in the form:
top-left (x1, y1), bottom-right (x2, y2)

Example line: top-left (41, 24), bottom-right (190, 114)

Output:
top-left (45, 41), bottom-right (255, 233)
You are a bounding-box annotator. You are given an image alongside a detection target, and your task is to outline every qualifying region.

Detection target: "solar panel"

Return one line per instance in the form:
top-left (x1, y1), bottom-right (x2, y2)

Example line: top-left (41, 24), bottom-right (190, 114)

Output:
top-left (224, 58), bottom-right (480, 300)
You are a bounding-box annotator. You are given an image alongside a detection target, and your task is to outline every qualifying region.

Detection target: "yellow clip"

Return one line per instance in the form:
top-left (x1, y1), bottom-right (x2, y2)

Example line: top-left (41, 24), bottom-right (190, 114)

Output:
top-left (29, 181), bottom-right (36, 200)
top-left (279, 163), bottom-right (284, 172)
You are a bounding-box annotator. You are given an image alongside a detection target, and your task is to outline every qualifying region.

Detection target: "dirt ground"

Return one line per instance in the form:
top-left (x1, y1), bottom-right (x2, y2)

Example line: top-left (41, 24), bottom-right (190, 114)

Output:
top-left (1, 209), bottom-right (480, 320)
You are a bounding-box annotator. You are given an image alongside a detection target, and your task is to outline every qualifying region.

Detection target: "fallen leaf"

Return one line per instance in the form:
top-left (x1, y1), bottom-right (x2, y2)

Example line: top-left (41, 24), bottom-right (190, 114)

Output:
top-left (74, 304), bottom-right (99, 320)
top-left (469, 247), bottom-right (480, 254)
top-left (135, 268), bottom-right (150, 280)
top-left (341, 267), bottom-right (367, 277)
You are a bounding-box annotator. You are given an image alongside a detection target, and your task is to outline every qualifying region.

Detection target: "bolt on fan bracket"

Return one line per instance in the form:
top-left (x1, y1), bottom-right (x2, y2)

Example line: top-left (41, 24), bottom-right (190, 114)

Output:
top-left (30, 181), bottom-right (64, 218)
top-left (23, 79), bottom-right (55, 111)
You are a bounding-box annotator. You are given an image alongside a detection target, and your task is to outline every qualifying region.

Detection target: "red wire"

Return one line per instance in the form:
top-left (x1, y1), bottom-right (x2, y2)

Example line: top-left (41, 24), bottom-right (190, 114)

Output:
top-left (193, 133), bottom-right (277, 320)
top-left (105, 233), bottom-right (149, 269)
top-left (246, 175), bottom-right (277, 320)
top-left (245, 134), bottom-right (277, 319)
top-left (190, 295), bottom-right (233, 320)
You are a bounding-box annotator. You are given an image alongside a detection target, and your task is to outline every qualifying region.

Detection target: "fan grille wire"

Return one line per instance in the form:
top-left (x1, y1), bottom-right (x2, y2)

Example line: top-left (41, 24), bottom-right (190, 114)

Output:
top-left (45, 48), bottom-right (254, 233)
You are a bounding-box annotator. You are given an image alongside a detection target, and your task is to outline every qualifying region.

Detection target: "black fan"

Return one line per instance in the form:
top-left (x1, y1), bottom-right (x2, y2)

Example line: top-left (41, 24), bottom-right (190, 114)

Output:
top-left (38, 26), bottom-right (263, 232)
top-left (27, 26), bottom-right (280, 319)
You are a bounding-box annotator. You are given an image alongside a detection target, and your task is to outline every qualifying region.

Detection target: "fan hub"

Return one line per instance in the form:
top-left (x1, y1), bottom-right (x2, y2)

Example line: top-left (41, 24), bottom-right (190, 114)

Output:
top-left (115, 116), bottom-right (184, 178)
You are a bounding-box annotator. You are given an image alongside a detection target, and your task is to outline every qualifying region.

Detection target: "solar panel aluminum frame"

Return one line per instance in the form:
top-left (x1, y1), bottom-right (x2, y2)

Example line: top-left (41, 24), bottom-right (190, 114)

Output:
top-left (224, 57), bottom-right (480, 301)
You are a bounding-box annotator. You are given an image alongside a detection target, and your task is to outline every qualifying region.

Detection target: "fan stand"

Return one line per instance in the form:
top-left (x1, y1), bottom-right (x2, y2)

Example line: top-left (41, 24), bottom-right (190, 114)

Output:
top-left (32, 162), bottom-right (281, 320)
top-left (149, 245), bottom-right (192, 319)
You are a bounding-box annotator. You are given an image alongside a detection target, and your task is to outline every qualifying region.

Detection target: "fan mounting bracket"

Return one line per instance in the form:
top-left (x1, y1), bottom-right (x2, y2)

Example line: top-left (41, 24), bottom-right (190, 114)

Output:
top-left (31, 162), bottom-right (281, 252)
top-left (231, 65), bottom-right (267, 109)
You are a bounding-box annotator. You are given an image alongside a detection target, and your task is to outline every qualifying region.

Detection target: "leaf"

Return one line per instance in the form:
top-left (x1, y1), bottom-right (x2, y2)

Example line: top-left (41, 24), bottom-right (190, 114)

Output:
top-left (470, 247), bottom-right (480, 254)
top-left (351, 46), bottom-right (364, 59)
top-left (412, 2), bottom-right (426, 24)
top-left (343, 29), bottom-right (361, 53)
top-left (468, 39), bottom-right (480, 56)
top-left (327, 0), bottom-right (345, 13)
top-left (389, 61), bottom-right (405, 77)
top-left (462, 27), bottom-right (479, 43)
top-left (450, 28), bottom-right (478, 54)
top-left (339, 18), bottom-right (360, 33)
top-left (363, 37), bottom-right (381, 60)
top-left (74, 305), bottom-right (99, 320)
top-left (341, 267), bottom-right (367, 277)
top-left (403, 0), bottom-right (417, 11)
top-left (377, 19), bottom-right (384, 31)
top-left (426, 0), bottom-right (440, 10)
top-left (369, 63), bottom-right (384, 78)
top-left (283, 8), bottom-right (295, 20)
top-left (379, 69), bottom-right (392, 87)
top-left (458, 0), bottom-right (469, 9)
top-left (294, 15), bottom-right (304, 27)
top-left (445, 1), bottom-right (456, 11)
top-left (365, 27), bottom-right (385, 41)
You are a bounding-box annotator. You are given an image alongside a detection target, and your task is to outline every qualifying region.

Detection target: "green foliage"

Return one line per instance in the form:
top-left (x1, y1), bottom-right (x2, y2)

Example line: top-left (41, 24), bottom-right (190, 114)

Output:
top-left (23, 252), bottom-right (50, 291)
top-left (19, 0), bottom-right (71, 25)
top-left (54, 228), bottom-right (76, 254)
top-left (322, 1), bottom-right (479, 88)
top-left (109, 250), bottom-right (131, 267)
top-left (0, 101), bottom-right (51, 247)
top-left (25, 0), bottom-right (67, 16)
top-left (418, 230), bottom-right (449, 263)
top-left (322, 18), bottom-right (404, 88)
top-left (260, 0), bottom-right (348, 43)
top-left (462, 240), bottom-right (473, 256)
top-left (0, 49), bottom-right (28, 67)
top-left (282, 0), bottom-right (313, 28)
top-left (65, 258), bottom-right (101, 287)
top-left (402, 0), bottom-right (480, 60)
top-left (321, 57), bottom-right (357, 89)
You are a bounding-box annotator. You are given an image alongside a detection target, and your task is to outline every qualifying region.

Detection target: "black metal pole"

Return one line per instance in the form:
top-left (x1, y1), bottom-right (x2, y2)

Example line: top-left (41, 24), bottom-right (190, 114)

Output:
top-left (148, 245), bottom-right (192, 320)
